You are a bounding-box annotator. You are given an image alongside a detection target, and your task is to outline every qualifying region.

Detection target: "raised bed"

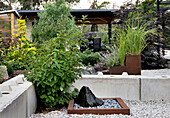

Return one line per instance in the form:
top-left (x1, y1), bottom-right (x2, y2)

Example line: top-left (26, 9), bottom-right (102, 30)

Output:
top-left (67, 98), bottom-right (130, 115)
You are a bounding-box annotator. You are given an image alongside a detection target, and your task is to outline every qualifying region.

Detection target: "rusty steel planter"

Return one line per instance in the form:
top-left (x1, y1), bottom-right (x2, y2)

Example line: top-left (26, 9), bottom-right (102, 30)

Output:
top-left (126, 55), bottom-right (141, 75)
top-left (109, 66), bottom-right (126, 75)
top-left (67, 98), bottom-right (130, 115)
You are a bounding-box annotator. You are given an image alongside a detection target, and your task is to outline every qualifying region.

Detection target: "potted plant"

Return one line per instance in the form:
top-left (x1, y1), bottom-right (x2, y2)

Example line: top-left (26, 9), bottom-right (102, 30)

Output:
top-left (100, 44), bottom-right (126, 75)
top-left (123, 22), bottom-right (156, 75)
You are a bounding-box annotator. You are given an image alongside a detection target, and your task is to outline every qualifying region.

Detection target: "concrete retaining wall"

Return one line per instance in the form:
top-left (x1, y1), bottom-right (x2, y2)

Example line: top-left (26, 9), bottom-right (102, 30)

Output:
top-left (141, 76), bottom-right (170, 100)
top-left (73, 75), bottom-right (170, 101)
top-left (73, 75), bottom-right (140, 100)
top-left (0, 74), bottom-right (37, 118)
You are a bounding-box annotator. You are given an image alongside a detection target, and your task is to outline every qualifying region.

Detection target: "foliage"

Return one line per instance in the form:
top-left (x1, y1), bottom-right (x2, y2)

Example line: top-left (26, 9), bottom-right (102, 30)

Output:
top-left (25, 29), bottom-right (84, 107)
top-left (97, 28), bottom-right (109, 45)
top-left (6, 18), bottom-right (36, 69)
top-left (0, 66), bottom-right (5, 80)
top-left (26, 0), bottom-right (84, 107)
top-left (9, 61), bottom-right (25, 70)
top-left (5, 62), bottom-right (13, 75)
top-left (79, 49), bottom-right (100, 66)
top-left (0, 43), bottom-right (4, 65)
top-left (0, 1), bottom-right (9, 10)
top-left (0, 41), bottom-right (7, 65)
top-left (99, 45), bottom-right (120, 67)
top-left (124, 23), bottom-right (156, 55)
top-left (66, 0), bottom-right (80, 4)
top-left (112, 19), bottom-right (156, 56)
top-left (32, 0), bottom-right (76, 43)
top-left (90, 0), bottom-right (110, 9)
top-left (0, 0), bottom-right (80, 10)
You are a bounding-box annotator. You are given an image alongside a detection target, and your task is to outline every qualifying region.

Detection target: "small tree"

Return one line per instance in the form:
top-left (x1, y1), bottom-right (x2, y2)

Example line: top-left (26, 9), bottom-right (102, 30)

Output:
top-left (32, 0), bottom-right (76, 43)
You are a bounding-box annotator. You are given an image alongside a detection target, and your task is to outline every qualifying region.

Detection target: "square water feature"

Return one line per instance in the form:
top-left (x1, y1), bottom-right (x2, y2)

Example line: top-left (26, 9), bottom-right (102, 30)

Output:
top-left (67, 98), bottom-right (130, 115)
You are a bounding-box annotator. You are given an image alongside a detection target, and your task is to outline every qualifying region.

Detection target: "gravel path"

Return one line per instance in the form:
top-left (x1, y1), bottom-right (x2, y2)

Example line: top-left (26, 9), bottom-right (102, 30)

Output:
top-left (30, 99), bottom-right (170, 118)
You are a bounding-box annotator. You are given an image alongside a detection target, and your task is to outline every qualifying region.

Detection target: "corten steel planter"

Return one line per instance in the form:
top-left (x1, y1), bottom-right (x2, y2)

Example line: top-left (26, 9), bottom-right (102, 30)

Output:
top-left (126, 55), bottom-right (141, 75)
top-left (109, 66), bottom-right (126, 75)
top-left (103, 71), bottom-right (110, 75)
top-left (67, 98), bottom-right (130, 115)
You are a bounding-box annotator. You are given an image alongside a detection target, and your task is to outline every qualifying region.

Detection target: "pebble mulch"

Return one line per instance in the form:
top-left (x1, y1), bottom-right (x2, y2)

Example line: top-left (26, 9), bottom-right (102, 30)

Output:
top-left (74, 99), bottom-right (122, 109)
top-left (30, 99), bottom-right (170, 118)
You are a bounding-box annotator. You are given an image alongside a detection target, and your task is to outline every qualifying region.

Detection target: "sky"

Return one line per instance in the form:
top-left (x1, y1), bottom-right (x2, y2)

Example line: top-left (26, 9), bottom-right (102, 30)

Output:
top-left (72, 0), bottom-right (137, 9)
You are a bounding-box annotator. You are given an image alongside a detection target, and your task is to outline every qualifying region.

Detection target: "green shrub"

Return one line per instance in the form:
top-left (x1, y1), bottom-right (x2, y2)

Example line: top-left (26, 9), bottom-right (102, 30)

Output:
top-left (25, 29), bottom-right (84, 107)
top-left (99, 45), bottom-right (120, 67)
top-left (80, 49), bottom-right (100, 66)
top-left (9, 61), bottom-right (25, 70)
top-left (32, 0), bottom-right (76, 43)
top-left (5, 62), bottom-right (13, 76)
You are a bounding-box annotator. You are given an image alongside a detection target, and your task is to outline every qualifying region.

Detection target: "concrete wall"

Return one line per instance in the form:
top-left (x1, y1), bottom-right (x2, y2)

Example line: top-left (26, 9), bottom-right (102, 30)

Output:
top-left (73, 75), bottom-right (170, 101)
top-left (141, 76), bottom-right (170, 100)
top-left (0, 75), bottom-right (37, 118)
top-left (73, 75), bottom-right (140, 100)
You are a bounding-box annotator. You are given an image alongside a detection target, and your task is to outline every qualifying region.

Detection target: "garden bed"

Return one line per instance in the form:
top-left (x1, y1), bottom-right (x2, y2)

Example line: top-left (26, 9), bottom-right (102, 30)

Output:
top-left (67, 98), bottom-right (130, 115)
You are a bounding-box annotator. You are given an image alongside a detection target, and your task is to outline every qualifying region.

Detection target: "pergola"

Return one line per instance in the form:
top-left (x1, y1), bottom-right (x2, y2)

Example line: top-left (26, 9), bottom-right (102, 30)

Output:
top-left (18, 9), bottom-right (121, 43)
top-left (70, 9), bottom-right (120, 43)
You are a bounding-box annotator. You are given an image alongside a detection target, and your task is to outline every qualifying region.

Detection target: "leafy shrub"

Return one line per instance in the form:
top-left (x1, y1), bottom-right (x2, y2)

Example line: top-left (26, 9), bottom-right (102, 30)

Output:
top-left (9, 61), bottom-right (25, 70)
top-left (99, 45), bottom-right (120, 67)
top-left (25, 29), bottom-right (83, 107)
top-left (5, 62), bottom-right (13, 76)
top-left (80, 49), bottom-right (100, 66)
top-left (6, 18), bottom-right (36, 69)
top-left (32, 0), bottom-right (76, 43)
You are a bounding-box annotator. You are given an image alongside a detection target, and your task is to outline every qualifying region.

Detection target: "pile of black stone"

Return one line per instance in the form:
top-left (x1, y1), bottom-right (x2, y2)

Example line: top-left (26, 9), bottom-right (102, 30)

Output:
top-left (141, 41), bottom-right (167, 69)
top-left (74, 86), bottom-right (121, 109)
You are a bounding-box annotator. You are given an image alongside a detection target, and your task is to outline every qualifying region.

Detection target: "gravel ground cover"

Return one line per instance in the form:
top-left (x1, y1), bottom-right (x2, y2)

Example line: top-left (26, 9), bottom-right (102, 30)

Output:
top-left (74, 99), bottom-right (122, 109)
top-left (30, 99), bottom-right (170, 118)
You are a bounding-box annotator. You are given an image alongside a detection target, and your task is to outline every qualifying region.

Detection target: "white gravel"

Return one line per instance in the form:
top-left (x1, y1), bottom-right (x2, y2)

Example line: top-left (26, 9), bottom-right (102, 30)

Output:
top-left (30, 99), bottom-right (170, 118)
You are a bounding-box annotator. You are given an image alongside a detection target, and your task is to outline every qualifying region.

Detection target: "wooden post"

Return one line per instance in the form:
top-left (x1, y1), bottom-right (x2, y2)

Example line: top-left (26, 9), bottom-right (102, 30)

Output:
top-left (11, 13), bottom-right (14, 40)
top-left (108, 19), bottom-right (112, 44)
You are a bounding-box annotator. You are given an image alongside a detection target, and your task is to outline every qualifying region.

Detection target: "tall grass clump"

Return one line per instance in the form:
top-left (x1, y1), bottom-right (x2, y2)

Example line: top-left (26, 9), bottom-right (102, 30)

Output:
top-left (124, 21), bottom-right (156, 55)
top-left (111, 19), bottom-right (157, 66)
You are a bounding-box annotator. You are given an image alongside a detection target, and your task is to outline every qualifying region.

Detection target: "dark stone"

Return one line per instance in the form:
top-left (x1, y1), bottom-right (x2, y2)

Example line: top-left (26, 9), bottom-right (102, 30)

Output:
top-left (76, 86), bottom-right (104, 107)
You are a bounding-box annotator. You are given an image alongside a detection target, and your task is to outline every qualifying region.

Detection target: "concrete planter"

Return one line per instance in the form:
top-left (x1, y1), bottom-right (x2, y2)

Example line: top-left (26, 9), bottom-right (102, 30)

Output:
top-left (0, 74), bottom-right (37, 118)
top-left (68, 98), bottom-right (130, 115)
top-left (126, 55), bottom-right (141, 75)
